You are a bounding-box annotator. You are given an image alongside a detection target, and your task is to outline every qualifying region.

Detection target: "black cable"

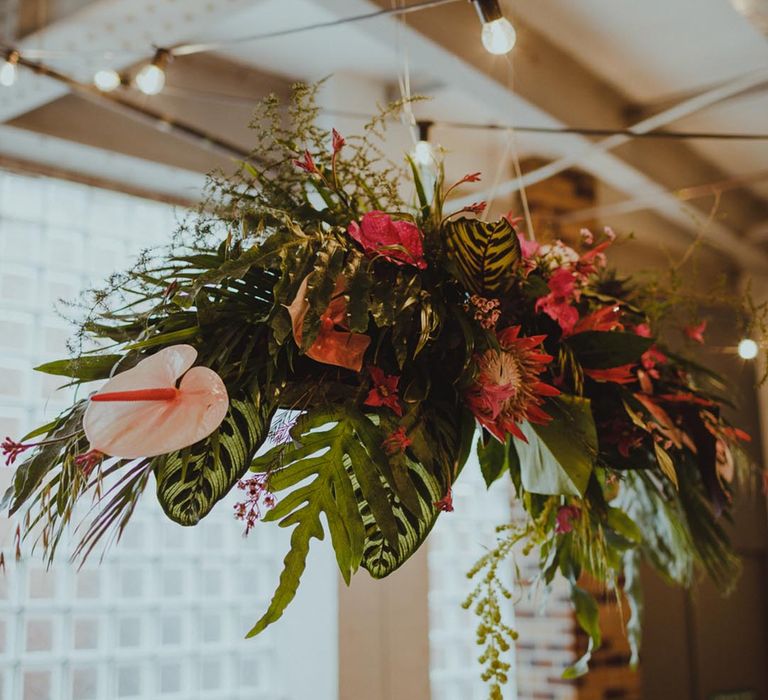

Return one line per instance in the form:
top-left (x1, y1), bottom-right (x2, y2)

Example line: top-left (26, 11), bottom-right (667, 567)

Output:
top-left (160, 86), bottom-right (768, 142)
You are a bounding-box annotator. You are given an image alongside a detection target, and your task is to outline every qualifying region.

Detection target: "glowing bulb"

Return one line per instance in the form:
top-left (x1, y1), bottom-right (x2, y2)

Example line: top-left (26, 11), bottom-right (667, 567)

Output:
top-left (135, 63), bottom-right (165, 95)
top-left (413, 140), bottom-right (435, 167)
top-left (94, 69), bottom-right (121, 92)
top-left (737, 338), bottom-right (759, 360)
top-left (481, 17), bottom-right (517, 54)
top-left (0, 59), bottom-right (17, 87)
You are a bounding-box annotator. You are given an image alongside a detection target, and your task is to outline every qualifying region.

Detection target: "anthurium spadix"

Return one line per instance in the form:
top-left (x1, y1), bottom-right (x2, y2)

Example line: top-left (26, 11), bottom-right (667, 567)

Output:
top-left (83, 345), bottom-right (229, 459)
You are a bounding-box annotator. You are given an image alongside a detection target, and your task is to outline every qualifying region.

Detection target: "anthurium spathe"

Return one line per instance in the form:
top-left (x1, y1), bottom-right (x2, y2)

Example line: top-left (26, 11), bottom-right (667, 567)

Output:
top-left (286, 275), bottom-right (371, 372)
top-left (347, 211), bottom-right (427, 269)
top-left (83, 345), bottom-right (229, 459)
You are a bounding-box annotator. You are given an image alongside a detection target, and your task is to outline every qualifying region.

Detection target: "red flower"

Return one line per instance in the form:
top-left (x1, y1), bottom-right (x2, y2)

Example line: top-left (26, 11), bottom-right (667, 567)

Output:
top-left (434, 488), bottom-right (454, 513)
top-left (286, 276), bottom-right (371, 372)
top-left (571, 305), bottom-right (623, 335)
top-left (74, 449), bottom-right (105, 476)
top-left (584, 364), bottom-right (636, 384)
top-left (459, 172), bottom-right (482, 184)
top-left (332, 129), bottom-right (345, 154)
top-left (293, 150), bottom-right (318, 174)
top-left (364, 366), bottom-right (403, 416)
top-left (460, 201), bottom-right (487, 215)
top-left (634, 323), bottom-right (652, 338)
top-left (348, 211), bottom-right (427, 270)
top-left (684, 320), bottom-right (707, 344)
top-left (2, 437), bottom-right (29, 466)
top-left (555, 505), bottom-right (581, 534)
top-left (466, 326), bottom-right (559, 443)
top-left (536, 268), bottom-right (580, 336)
top-left (382, 426), bottom-right (412, 455)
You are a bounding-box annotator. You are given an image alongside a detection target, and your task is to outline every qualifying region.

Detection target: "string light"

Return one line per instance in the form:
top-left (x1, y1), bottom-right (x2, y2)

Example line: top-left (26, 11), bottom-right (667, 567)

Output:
top-left (93, 68), bottom-right (121, 92)
top-left (0, 50), bottom-right (19, 87)
top-left (471, 0), bottom-right (516, 55)
top-left (135, 49), bottom-right (170, 95)
top-left (737, 338), bottom-right (759, 360)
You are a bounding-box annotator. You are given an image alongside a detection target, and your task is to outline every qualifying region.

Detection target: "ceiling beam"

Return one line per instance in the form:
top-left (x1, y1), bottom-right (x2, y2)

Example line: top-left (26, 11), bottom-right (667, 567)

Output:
top-left (0, 0), bottom-right (266, 123)
top-left (345, 0), bottom-right (768, 269)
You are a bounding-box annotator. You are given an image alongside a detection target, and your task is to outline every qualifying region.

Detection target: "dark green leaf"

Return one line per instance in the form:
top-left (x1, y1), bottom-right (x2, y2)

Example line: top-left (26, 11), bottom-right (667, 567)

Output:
top-left (566, 331), bottom-right (653, 369)
top-left (563, 583), bottom-right (601, 678)
top-left (154, 387), bottom-right (276, 526)
top-left (516, 396), bottom-right (597, 497)
top-left (34, 355), bottom-right (122, 381)
top-left (477, 434), bottom-right (512, 488)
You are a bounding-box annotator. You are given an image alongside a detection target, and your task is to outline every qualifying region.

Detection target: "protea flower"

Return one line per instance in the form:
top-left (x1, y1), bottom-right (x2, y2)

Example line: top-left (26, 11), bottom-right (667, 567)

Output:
top-left (465, 326), bottom-right (559, 442)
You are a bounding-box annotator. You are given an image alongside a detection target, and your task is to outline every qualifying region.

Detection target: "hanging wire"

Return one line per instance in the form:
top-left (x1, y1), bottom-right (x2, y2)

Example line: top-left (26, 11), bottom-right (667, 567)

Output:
top-left (127, 84), bottom-right (768, 142)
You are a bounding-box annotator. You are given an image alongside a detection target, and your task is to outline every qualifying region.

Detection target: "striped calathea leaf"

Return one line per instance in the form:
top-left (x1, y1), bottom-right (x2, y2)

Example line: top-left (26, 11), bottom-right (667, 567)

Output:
top-left (245, 400), bottom-right (475, 637)
top-left (153, 384), bottom-right (278, 526)
top-left (444, 216), bottom-right (522, 296)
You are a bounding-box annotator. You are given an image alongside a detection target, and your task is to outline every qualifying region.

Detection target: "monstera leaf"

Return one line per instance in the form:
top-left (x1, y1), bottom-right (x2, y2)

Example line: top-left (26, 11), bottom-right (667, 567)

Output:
top-left (444, 217), bottom-right (522, 296)
top-left (247, 402), bottom-right (474, 636)
top-left (153, 386), bottom-right (277, 526)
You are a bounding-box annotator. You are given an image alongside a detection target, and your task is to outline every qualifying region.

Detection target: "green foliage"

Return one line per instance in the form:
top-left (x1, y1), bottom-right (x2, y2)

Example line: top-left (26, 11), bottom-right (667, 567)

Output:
top-left (566, 331), bottom-right (653, 369)
top-left (34, 354), bottom-right (123, 382)
top-left (516, 396), bottom-right (597, 497)
top-left (247, 404), bottom-right (449, 634)
top-left (444, 217), bottom-right (522, 296)
top-left (154, 386), bottom-right (278, 526)
top-left (477, 433), bottom-right (519, 488)
top-left (563, 583), bottom-right (602, 678)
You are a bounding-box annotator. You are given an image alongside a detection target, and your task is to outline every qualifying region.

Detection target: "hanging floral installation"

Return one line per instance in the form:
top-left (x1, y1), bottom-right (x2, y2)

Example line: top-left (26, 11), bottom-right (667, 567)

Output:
top-left (2, 85), bottom-right (763, 696)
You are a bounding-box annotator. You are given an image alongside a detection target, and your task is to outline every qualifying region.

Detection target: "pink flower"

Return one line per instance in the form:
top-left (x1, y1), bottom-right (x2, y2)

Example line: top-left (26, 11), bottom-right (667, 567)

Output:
top-left (460, 201), bottom-right (487, 215)
top-left (75, 450), bottom-right (105, 476)
top-left (286, 276), bottom-right (371, 373)
top-left (332, 129), bottom-right (345, 154)
top-left (434, 488), bottom-right (454, 513)
top-left (516, 232), bottom-right (540, 260)
top-left (535, 268), bottom-right (580, 336)
top-left (555, 505), bottom-right (581, 534)
top-left (234, 474), bottom-right (276, 536)
top-left (2, 437), bottom-right (28, 466)
top-left (348, 211), bottom-right (427, 269)
top-left (364, 366), bottom-right (403, 416)
top-left (293, 150), bottom-right (318, 174)
top-left (83, 345), bottom-right (229, 459)
top-left (684, 320), bottom-right (707, 344)
top-left (382, 426), bottom-right (412, 455)
top-left (466, 327), bottom-right (559, 443)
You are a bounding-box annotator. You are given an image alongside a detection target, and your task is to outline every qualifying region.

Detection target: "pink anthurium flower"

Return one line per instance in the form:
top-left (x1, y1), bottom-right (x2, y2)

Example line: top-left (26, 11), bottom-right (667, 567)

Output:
top-left (83, 345), bottom-right (229, 459)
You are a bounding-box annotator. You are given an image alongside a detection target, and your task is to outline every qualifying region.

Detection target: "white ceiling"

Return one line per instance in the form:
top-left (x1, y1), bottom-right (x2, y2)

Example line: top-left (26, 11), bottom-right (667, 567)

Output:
top-left (2, 0), bottom-right (767, 265)
top-left (511, 0), bottom-right (768, 201)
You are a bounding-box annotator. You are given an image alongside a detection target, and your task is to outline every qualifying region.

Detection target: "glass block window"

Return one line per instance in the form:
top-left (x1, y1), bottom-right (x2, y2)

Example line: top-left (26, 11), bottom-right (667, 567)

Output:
top-left (0, 169), bottom-right (337, 700)
top-left (428, 454), bottom-right (517, 700)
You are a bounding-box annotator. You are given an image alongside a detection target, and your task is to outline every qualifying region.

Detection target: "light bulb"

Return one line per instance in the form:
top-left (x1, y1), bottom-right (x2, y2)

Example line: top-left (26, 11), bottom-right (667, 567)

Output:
top-left (481, 17), bottom-right (517, 55)
top-left (413, 140), bottom-right (435, 167)
top-left (0, 59), bottom-right (17, 88)
top-left (94, 69), bottom-right (121, 92)
top-left (737, 338), bottom-right (759, 360)
top-left (135, 63), bottom-right (166, 95)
